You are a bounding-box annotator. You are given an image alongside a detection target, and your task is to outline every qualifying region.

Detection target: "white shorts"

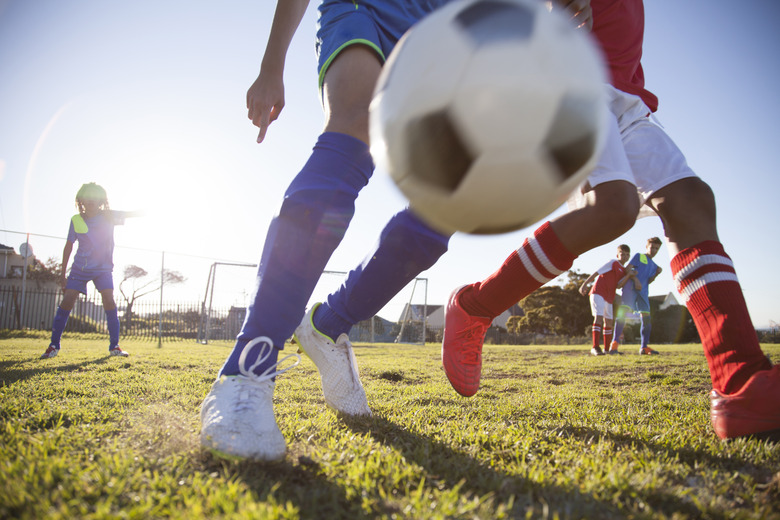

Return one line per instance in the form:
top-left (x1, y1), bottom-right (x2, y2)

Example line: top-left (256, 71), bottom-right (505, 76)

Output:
top-left (568, 85), bottom-right (697, 217)
top-left (589, 294), bottom-right (613, 320)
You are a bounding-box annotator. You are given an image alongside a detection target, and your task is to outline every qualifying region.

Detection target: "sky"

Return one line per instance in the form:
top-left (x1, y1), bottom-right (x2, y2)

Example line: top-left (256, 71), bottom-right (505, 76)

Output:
top-left (1, 0), bottom-right (779, 328)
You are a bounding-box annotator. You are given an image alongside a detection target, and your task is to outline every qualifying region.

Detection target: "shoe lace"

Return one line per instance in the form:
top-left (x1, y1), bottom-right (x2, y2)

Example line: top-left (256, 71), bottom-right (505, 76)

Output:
top-left (457, 322), bottom-right (487, 365)
top-left (229, 337), bottom-right (301, 414)
top-left (238, 336), bottom-right (300, 383)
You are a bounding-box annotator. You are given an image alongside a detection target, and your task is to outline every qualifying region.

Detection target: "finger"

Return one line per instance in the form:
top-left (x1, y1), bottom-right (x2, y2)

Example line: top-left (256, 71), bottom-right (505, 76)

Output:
top-left (256, 112), bottom-right (272, 143)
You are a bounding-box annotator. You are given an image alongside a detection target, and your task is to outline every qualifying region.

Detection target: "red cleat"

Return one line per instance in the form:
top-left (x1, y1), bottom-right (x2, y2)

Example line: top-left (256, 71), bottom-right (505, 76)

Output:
top-left (710, 365), bottom-right (780, 440)
top-left (441, 286), bottom-right (492, 397)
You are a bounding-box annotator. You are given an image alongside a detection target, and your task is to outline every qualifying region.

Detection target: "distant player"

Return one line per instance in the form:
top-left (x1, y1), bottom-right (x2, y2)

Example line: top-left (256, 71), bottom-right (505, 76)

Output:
top-left (579, 244), bottom-right (636, 356)
top-left (612, 237), bottom-right (663, 355)
top-left (41, 183), bottom-right (139, 359)
top-left (440, 0), bottom-right (780, 441)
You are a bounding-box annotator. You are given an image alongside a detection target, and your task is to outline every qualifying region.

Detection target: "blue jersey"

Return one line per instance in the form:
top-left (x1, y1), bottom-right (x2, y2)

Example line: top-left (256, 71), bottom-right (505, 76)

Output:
top-left (621, 252), bottom-right (658, 309)
top-left (67, 210), bottom-right (126, 273)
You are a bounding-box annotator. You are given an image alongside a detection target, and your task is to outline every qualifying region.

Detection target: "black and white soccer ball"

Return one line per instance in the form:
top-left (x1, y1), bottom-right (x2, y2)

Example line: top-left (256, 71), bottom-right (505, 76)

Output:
top-left (369, 0), bottom-right (608, 235)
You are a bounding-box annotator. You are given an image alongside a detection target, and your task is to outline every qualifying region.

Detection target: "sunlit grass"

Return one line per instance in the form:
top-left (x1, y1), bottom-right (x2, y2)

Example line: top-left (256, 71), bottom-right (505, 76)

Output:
top-left (1, 337), bottom-right (778, 519)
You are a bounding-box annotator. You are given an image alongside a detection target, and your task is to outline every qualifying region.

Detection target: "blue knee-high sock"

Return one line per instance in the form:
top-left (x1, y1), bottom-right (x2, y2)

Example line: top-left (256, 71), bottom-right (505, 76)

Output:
top-left (220, 132), bottom-right (373, 377)
top-left (613, 316), bottom-right (625, 344)
top-left (314, 209), bottom-right (451, 340)
top-left (106, 308), bottom-right (120, 348)
top-left (640, 313), bottom-right (651, 349)
top-left (50, 306), bottom-right (71, 348)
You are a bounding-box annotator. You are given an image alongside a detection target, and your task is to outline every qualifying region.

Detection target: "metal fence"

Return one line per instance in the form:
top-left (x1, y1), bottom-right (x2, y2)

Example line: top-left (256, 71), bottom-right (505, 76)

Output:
top-left (0, 286), bottom-right (442, 344)
top-left (0, 287), bottom-right (563, 346)
top-left (0, 287), bottom-right (226, 342)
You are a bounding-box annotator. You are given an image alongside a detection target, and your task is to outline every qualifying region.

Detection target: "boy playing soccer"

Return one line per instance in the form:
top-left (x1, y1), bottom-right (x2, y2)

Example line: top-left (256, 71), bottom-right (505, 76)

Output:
top-left (579, 244), bottom-right (637, 356)
top-left (439, 0), bottom-right (780, 441)
top-left (40, 183), bottom-right (138, 359)
top-left (199, 0), bottom-right (595, 461)
top-left (612, 237), bottom-right (663, 355)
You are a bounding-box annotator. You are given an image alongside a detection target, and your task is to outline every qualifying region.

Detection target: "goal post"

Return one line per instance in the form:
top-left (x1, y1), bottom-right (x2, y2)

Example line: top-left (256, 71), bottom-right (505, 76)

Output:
top-left (197, 265), bottom-right (430, 345)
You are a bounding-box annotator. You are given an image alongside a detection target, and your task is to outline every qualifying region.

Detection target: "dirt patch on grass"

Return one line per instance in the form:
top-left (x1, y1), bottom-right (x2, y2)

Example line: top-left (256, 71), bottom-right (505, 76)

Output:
top-left (120, 402), bottom-right (199, 457)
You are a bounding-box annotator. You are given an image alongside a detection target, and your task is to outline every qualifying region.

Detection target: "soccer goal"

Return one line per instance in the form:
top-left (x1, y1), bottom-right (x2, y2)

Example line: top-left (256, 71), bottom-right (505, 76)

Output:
top-left (197, 264), bottom-right (430, 345)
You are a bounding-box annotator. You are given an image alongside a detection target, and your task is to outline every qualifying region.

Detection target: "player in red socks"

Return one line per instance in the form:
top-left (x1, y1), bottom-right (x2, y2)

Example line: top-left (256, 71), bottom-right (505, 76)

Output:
top-left (578, 244), bottom-right (636, 356)
top-left (442, 0), bottom-right (779, 441)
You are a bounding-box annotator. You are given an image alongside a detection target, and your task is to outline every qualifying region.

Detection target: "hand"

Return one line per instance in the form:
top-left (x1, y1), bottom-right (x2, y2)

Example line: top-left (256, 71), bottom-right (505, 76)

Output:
top-left (551, 0), bottom-right (593, 31)
top-left (246, 67), bottom-right (285, 144)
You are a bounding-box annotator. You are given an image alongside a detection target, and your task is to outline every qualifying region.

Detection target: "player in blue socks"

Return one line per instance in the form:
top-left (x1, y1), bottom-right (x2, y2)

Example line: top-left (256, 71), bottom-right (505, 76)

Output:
top-left (217, 132), bottom-right (372, 377)
top-left (200, 0), bottom-right (593, 461)
top-left (612, 237), bottom-right (663, 355)
top-left (41, 182), bottom-right (137, 359)
top-left (313, 210), bottom-right (450, 341)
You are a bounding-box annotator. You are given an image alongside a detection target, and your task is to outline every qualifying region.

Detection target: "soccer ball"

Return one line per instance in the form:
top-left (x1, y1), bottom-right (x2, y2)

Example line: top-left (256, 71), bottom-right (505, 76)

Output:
top-left (369, 0), bottom-right (608, 235)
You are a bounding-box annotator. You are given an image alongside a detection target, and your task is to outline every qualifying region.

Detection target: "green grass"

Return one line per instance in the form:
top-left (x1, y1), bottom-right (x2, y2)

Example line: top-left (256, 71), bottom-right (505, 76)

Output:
top-left (1, 337), bottom-right (778, 519)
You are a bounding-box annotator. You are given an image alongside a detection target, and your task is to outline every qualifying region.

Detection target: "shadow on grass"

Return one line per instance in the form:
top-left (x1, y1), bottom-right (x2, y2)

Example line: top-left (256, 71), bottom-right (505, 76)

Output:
top-left (0, 356), bottom-right (114, 385)
top-left (538, 423), bottom-right (779, 516)
top-left (199, 451), bottom-right (381, 519)
top-left (205, 413), bottom-right (625, 519)
top-left (343, 414), bottom-right (617, 518)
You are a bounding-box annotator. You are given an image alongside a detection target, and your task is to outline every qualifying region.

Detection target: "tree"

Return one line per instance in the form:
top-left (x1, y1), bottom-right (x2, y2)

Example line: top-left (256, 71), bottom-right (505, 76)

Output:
top-left (507, 269), bottom-right (591, 337)
top-left (26, 257), bottom-right (61, 287)
top-left (649, 304), bottom-right (700, 344)
top-left (119, 265), bottom-right (186, 327)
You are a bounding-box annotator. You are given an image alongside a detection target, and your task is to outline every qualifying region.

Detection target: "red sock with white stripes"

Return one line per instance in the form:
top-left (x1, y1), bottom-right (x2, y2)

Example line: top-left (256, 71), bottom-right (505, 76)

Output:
top-left (671, 240), bottom-right (771, 394)
top-left (459, 221), bottom-right (576, 318)
top-left (592, 325), bottom-right (602, 350)
top-left (603, 327), bottom-right (613, 350)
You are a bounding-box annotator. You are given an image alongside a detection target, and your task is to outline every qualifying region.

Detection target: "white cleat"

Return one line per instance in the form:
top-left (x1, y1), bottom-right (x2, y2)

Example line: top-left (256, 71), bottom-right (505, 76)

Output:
top-left (41, 345), bottom-right (59, 359)
top-left (200, 336), bottom-right (300, 461)
top-left (295, 304), bottom-right (371, 416)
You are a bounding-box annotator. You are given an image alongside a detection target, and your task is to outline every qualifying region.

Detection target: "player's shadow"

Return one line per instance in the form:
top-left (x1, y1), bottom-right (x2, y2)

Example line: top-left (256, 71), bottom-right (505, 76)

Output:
top-left (0, 357), bottom-right (113, 386)
top-left (555, 423), bottom-right (778, 472)
top-left (342, 412), bottom-right (736, 518)
top-left (199, 454), bottom-right (379, 520)
top-left (211, 412), bottom-right (605, 519)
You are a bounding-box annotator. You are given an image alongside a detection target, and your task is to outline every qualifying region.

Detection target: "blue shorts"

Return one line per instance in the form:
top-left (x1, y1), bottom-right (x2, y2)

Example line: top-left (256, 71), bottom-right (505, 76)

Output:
top-left (66, 266), bottom-right (114, 294)
top-left (316, 0), bottom-right (451, 87)
top-left (620, 287), bottom-right (650, 314)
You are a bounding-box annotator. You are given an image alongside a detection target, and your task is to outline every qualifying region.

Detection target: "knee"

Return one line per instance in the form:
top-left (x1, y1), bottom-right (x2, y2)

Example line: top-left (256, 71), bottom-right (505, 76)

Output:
top-left (589, 189), bottom-right (639, 242)
top-left (389, 210), bottom-right (451, 252)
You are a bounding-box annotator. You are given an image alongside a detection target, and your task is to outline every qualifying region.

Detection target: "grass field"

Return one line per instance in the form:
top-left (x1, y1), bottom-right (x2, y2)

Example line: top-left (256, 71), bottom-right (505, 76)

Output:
top-left (1, 336), bottom-right (778, 519)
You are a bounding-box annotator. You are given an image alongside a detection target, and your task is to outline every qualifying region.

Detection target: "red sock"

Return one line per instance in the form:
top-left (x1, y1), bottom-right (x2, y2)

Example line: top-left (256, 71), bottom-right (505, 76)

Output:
top-left (460, 222), bottom-right (576, 318)
top-left (603, 327), bottom-right (613, 350)
top-left (671, 241), bottom-right (771, 394)
top-left (592, 325), bottom-right (602, 350)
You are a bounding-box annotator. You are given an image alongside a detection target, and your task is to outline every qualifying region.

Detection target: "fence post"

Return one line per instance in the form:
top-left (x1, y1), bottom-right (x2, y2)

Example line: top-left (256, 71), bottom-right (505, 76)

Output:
top-left (19, 235), bottom-right (31, 329)
top-left (158, 250), bottom-right (164, 348)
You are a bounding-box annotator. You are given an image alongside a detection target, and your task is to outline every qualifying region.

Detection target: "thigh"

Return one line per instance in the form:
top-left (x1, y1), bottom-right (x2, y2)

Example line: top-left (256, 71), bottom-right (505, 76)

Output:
top-left (321, 45), bottom-right (383, 142)
top-left (60, 289), bottom-right (80, 310)
top-left (99, 288), bottom-right (116, 310)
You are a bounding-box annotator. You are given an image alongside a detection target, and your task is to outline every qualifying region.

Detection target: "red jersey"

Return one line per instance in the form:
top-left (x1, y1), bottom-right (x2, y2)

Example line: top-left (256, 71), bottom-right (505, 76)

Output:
top-left (591, 0), bottom-right (658, 112)
top-left (590, 260), bottom-right (626, 304)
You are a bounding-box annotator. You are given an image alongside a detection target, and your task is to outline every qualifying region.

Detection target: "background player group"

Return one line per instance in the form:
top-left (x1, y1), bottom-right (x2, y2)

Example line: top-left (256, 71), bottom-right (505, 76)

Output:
top-left (200, 0), bottom-right (780, 461)
top-left (580, 237), bottom-right (663, 357)
top-left (613, 236), bottom-right (664, 355)
top-left (579, 244), bottom-right (637, 357)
